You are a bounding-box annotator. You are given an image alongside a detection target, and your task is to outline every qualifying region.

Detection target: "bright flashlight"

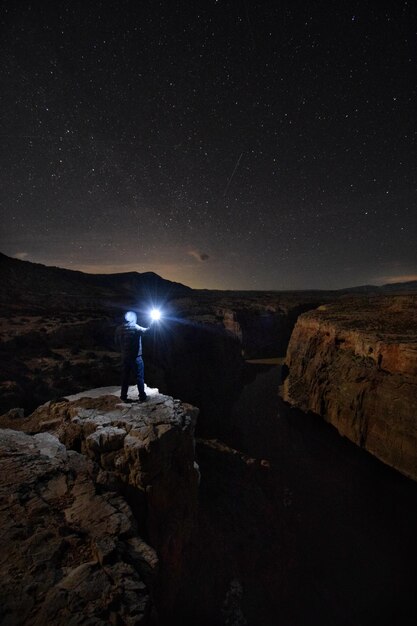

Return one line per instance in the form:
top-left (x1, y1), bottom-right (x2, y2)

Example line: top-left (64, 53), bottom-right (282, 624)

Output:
top-left (150, 308), bottom-right (161, 322)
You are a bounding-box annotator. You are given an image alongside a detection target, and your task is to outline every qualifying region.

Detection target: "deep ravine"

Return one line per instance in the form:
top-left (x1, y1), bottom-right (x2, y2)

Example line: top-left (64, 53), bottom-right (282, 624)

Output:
top-left (172, 364), bottom-right (417, 626)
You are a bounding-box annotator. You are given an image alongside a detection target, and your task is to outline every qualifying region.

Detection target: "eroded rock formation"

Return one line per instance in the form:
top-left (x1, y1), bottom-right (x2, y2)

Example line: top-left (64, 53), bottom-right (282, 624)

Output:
top-left (172, 293), bottom-right (323, 359)
top-left (0, 428), bottom-right (154, 625)
top-left (0, 386), bottom-right (199, 622)
top-left (281, 295), bottom-right (417, 480)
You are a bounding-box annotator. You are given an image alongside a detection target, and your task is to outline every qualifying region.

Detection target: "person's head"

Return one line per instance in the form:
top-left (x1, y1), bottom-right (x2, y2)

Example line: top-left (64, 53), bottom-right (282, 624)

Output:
top-left (124, 310), bottom-right (137, 324)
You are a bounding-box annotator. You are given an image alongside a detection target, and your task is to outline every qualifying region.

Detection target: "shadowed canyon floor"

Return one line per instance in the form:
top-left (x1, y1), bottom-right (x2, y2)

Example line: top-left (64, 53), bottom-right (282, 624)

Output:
top-left (2, 369), bottom-right (417, 625)
top-left (175, 364), bottom-right (417, 626)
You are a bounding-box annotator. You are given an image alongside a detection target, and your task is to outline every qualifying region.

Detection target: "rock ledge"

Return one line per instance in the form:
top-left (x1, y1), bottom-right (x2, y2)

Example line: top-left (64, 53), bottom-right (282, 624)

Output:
top-left (0, 385), bottom-right (199, 622)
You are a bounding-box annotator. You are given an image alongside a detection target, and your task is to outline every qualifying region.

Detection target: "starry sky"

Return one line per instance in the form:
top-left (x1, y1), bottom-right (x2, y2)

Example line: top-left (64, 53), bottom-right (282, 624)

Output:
top-left (1, 0), bottom-right (416, 289)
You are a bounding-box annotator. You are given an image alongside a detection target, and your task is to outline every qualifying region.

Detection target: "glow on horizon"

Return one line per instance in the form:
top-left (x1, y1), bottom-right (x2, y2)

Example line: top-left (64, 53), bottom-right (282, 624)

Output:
top-left (10, 253), bottom-right (417, 291)
top-left (377, 274), bottom-right (417, 284)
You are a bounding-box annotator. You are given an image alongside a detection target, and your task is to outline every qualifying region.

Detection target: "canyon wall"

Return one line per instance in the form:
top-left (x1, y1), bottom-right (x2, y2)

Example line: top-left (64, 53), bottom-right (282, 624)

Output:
top-left (281, 295), bottom-right (417, 480)
top-left (0, 386), bottom-right (199, 623)
top-left (174, 293), bottom-right (323, 359)
top-left (218, 302), bottom-right (320, 358)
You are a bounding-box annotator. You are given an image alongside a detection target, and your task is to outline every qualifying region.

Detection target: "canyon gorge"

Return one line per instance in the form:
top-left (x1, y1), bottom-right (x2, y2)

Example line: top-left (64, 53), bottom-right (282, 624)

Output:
top-left (1, 253), bottom-right (417, 625)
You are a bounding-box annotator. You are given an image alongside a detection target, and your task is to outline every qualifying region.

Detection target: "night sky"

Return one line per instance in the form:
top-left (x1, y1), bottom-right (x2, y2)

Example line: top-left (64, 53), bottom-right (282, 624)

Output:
top-left (1, 1), bottom-right (416, 289)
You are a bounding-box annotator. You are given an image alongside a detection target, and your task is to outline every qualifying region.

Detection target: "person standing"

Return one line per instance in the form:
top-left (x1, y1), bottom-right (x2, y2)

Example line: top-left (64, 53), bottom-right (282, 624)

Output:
top-left (115, 311), bottom-right (149, 402)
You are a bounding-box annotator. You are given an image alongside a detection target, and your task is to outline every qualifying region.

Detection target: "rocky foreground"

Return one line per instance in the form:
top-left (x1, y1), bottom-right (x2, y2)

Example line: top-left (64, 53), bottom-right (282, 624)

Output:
top-left (281, 295), bottom-right (417, 480)
top-left (0, 387), bottom-right (199, 625)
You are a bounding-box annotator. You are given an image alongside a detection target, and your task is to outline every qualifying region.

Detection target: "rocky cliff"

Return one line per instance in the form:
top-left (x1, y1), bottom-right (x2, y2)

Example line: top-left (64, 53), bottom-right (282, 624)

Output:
top-left (172, 292), bottom-right (324, 359)
top-left (0, 386), bottom-right (199, 623)
top-left (0, 308), bottom-right (243, 433)
top-left (281, 295), bottom-right (417, 480)
top-left (0, 428), bottom-right (154, 625)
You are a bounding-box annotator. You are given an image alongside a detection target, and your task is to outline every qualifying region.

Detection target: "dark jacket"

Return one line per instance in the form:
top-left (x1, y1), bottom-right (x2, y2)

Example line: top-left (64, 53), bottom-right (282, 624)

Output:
top-left (115, 322), bottom-right (148, 358)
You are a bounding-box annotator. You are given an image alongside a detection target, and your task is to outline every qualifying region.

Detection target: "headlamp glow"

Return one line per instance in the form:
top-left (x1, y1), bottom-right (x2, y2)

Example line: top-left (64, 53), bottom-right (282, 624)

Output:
top-left (150, 308), bottom-right (161, 322)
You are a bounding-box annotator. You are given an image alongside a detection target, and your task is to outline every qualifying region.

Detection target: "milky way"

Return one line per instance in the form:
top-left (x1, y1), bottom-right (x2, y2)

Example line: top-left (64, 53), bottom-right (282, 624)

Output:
top-left (1, 1), bottom-right (416, 289)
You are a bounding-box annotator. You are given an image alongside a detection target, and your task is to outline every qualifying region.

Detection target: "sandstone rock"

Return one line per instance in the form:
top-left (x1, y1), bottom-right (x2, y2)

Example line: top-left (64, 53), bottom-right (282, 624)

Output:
top-left (0, 406), bottom-right (24, 420)
top-left (0, 385), bottom-right (200, 617)
top-left (0, 428), bottom-right (151, 625)
top-left (281, 295), bottom-right (417, 480)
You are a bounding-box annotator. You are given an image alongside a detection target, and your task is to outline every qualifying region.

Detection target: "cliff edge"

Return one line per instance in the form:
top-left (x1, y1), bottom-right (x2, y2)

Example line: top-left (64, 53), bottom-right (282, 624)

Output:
top-left (0, 386), bottom-right (199, 623)
top-left (281, 295), bottom-right (417, 481)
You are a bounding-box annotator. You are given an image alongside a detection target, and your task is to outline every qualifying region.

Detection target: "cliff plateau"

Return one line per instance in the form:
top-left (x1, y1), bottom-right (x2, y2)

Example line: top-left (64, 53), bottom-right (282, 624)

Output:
top-left (0, 386), bottom-right (199, 623)
top-left (281, 295), bottom-right (417, 480)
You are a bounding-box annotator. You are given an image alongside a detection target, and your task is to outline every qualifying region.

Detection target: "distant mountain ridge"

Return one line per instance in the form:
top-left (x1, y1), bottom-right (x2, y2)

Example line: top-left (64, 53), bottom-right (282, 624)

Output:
top-left (379, 280), bottom-right (417, 293)
top-left (0, 252), bottom-right (416, 313)
top-left (0, 252), bottom-right (192, 312)
top-left (335, 281), bottom-right (417, 294)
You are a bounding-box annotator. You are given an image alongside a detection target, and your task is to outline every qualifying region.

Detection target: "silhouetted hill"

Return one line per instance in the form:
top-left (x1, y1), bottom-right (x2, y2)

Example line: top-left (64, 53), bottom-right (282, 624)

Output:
top-left (0, 252), bottom-right (191, 312)
top-left (2, 253), bottom-right (416, 310)
top-left (380, 280), bottom-right (417, 293)
top-left (336, 281), bottom-right (417, 294)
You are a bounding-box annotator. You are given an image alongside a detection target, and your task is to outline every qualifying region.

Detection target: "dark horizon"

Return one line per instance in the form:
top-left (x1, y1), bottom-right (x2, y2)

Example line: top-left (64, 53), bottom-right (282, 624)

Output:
top-left (1, 1), bottom-right (416, 289)
top-left (2, 249), bottom-right (417, 294)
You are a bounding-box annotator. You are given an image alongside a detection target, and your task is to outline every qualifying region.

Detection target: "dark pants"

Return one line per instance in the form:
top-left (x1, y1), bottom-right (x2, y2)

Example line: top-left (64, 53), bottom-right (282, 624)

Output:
top-left (120, 355), bottom-right (146, 400)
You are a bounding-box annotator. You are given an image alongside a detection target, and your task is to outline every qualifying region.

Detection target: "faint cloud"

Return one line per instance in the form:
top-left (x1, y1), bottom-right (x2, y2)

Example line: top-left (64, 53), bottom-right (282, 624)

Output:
top-left (188, 249), bottom-right (210, 262)
top-left (14, 251), bottom-right (29, 260)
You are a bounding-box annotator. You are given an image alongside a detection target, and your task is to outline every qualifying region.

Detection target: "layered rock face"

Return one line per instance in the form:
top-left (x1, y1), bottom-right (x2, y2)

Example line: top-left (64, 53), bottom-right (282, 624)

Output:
top-left (281, 295), bottom-right (417, 480)
top-left (0, 386), bottom-right (199, 622)
top-left (172, 292), bottom-right (324, 359)
top-left (0, 428), bottom-right (154, 625)
top-left (219, 302), bottom-right (320, 358)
